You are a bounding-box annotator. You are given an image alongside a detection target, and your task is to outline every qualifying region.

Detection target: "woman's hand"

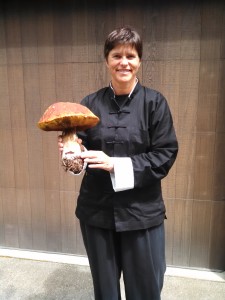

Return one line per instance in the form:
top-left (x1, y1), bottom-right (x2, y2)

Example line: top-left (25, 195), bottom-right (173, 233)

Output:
top-left (81, 150), bottom-right (114, 173)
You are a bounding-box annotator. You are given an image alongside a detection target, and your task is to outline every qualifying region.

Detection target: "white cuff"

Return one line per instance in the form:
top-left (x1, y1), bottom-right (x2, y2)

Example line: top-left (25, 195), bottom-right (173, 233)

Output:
top-left (110, 157), bottom-right (134, 192)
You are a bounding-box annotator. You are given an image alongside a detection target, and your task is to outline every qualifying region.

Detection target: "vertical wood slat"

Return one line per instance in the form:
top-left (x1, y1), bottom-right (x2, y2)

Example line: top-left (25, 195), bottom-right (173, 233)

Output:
top-left (216, 60), bottom-right (225, 133)
top-left (25, 65), bottom-right (48, 251)
top-left (0, 12), bottom-right (7, 65)
top-left (0, 65), bottom-right (15, 188)
top-left (180, 3), bottom-right (201, 60)
top-left (16, 188), bottom-right (32, 249)
top-left (8, 64), bottom-right (30, 189)
top-left (88, 62), bottom-right (111, 94)
top-left (178, 60), bottom-right (199, 133)
top-left (197, 61), bottom-right (220, 132)
top-left (193, 133), bottom-right (215, 200)
top-left (200, 1), bottom-right (224, 59)
top-left (38, 55), bottom-right (62, 253)
top-left (38, 64), bottom-right (60, 191)
top-left (7, 62), bottom-right (29, 249)
top-left (75, 207), bottom-right (86, 255)
top-left (24, 64), bottom-right (41, 129)
top-left (60, 191), bottom-right (77, 254)
top-left (209, 201), bottom-right (225, 270)
top-left (175, 133), bottom-right (196, 200)
top-left (172, 199), bottom-right (193, 267)
top-left (213, 133), bottom-right (225, 201)
top-left (55, 63), bottom-right (73, 100)
top-left (142, 3), bottom-right (182, 61)
top-left (45, 189), bottom-right (61, 252)
top-left (37, 8), bottom-right (55, 63)
top-left (115, 3), bottom-right (143, 36)
top-left (0, 189), bottom-right (5, 246)
top-left (21, 9), bottom-right (38, 64)
top-left (1, 188), bottom-right (19, 248)
top-left (53, 4), bottom-right (72, 64)
top-left (30, 188), bottom-right (47, 251)
top-left (71, 0), bottom-right (89, 63)
top-left (190, 201), bottom-right (212, 268)
top-left (164, 197), bottom-right (175, 264)
top-left (71, 63), bottom-right (90, 101)
top-left (4, 12), bottom-right (23, 65)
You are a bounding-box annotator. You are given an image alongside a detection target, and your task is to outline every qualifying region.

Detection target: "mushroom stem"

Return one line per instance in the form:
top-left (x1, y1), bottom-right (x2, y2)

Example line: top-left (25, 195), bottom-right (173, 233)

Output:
top-left (61, 128), bottom-right (84, 174)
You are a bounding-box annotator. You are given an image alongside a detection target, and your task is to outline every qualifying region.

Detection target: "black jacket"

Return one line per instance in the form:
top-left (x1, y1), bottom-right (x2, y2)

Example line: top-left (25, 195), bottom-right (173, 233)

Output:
top-left (76, 82), bottom-right (178, 231)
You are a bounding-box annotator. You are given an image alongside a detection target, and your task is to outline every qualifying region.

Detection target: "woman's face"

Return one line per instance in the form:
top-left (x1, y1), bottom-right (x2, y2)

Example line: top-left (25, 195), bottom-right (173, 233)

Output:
top-left (106, 44), bottom-right (141, 87)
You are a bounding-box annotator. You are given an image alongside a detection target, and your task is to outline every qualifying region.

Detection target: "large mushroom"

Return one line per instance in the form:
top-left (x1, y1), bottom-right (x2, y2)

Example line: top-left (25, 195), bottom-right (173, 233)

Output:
top-left (38, 102), bottom-right (99, 174)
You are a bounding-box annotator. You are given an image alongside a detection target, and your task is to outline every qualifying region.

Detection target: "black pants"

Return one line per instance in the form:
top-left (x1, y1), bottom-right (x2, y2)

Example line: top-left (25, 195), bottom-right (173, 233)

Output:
top-left (80, 222), bottom-right (166, 300)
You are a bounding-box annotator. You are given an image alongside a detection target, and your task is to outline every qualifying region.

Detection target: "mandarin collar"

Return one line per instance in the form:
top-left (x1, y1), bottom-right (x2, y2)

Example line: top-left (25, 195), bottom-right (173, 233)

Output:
top-left (108, 79), bottom-right (140, 100)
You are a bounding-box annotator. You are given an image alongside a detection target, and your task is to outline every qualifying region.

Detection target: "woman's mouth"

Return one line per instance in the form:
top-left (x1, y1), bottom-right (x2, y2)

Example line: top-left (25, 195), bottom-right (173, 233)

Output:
top-left (117, 69), bottom-right (131, 74)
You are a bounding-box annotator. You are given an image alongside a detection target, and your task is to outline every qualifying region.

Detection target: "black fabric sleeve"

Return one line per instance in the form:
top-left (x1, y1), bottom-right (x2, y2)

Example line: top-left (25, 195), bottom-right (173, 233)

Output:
top-left (131, 93), bottom-right (178, 188)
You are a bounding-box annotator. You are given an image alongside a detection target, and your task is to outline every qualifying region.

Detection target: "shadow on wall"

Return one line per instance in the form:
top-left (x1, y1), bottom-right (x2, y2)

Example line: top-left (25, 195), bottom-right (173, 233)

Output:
top-left (208, 59), bottom-right (225, 272)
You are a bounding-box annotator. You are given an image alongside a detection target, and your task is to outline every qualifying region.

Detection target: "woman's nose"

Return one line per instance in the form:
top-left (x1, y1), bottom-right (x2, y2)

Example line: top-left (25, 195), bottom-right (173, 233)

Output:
top-left (120, 56), bottom-right (128, 65)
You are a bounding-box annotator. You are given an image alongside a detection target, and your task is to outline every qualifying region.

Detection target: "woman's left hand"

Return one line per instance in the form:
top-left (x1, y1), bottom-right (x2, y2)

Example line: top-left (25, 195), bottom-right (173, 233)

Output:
top-left (81, 151), bottom-right (114, 173)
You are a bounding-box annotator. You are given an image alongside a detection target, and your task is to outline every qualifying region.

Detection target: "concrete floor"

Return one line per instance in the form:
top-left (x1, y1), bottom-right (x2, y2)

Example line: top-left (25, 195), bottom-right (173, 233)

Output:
top-left (0, 256), bottom-right (224, 300)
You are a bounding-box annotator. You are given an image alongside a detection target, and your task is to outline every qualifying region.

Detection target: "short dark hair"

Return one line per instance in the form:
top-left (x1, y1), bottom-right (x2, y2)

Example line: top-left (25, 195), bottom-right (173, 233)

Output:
top-left (104, 26), bottom-right (143, 60)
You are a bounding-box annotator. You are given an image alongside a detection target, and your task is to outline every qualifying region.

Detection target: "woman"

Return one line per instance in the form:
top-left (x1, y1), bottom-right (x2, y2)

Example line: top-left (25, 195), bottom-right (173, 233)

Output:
top-left (59, 26), bottom-right (178, 300)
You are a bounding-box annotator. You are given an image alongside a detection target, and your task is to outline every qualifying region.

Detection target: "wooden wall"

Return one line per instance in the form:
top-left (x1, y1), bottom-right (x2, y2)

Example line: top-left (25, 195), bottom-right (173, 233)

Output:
top-left (0, 0), bottom-right (224, 271)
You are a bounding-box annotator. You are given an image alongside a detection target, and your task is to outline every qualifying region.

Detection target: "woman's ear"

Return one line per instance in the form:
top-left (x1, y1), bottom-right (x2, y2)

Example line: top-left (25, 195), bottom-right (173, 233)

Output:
top-left (105, 59), bottom-right (109, 68)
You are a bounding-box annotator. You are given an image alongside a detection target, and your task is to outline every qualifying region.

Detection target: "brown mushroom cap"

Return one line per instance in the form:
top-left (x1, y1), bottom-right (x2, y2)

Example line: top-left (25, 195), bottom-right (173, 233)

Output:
top-left (38, 102), bottom-right (100, 131)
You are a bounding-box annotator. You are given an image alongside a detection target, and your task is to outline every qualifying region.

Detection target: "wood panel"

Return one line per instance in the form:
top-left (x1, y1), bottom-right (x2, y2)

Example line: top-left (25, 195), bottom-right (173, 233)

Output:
top-left (209, 201), bottom-right (225, 270)
top-left (213, 133), bottom-right (225, 201)
top-left (171, 199), bottom-right (193, 267)
top-left (71, 63), bottom-right (90, 101)
top-left (87, 0), bottom-right (116, 62)
top-left (180, 3), bottom-right (201, 60)
top-left (190, 201), bottom-right (212, 268)
top-left (0, 66), bottom-right (15, 188)
top-left (53, 4), bottom-right (73, 64)
top-left (45, 189), bottom-right (61, 252)
top-left (197, 61), bottom-right (220, 132)
top-left (0, 189), bottom-right (5, 246)
top-left (30, 188), bottom-right (47, 251)
top-left (0, 11), bottom-right (7, 65)
top-left (164, 197), bottom-right (175, 264)
top-left (37, 7), bottom-right (55, 63)
top-left (71, 0), bottom-right (89, 63)
top-left (16, 188), bottom-right (32, 249)
top-left (114, 2), bottom-right (143, 36)
top-left (55, 63), bottom-right (73, 100)
top-left (174, 133), bottom-right (196, 200)
top-left (4, 6), bottom-right (23, 65)
top-left (60, 191), bottom-right (77, 254)
top-left (216, 60), bottom-right (225, 133)
top-left (21, 9), bottom-right (38, 64)
top-left (1, 188), bottom-right (19, 248)
top-left (200, 1), bottom-right (224, 60)
top-left (193, 133), bottom-right (215, 200)
top-left (0, 0), bottom-right (224, 270)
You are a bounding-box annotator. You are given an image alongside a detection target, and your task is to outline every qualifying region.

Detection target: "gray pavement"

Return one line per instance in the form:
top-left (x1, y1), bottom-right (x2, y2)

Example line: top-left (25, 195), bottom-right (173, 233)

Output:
top-left (0, 256), bottom-right (224, 300)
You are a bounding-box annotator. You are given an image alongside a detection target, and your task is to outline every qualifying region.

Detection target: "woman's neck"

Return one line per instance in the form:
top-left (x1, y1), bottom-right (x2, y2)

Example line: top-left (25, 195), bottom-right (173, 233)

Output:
top-left (110, 78), bottom-right (138, 95)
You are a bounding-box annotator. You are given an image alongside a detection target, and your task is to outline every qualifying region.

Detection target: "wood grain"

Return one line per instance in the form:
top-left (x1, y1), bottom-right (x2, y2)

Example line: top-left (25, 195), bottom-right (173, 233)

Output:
top-left (189, 200), bottom-right (212, 268)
